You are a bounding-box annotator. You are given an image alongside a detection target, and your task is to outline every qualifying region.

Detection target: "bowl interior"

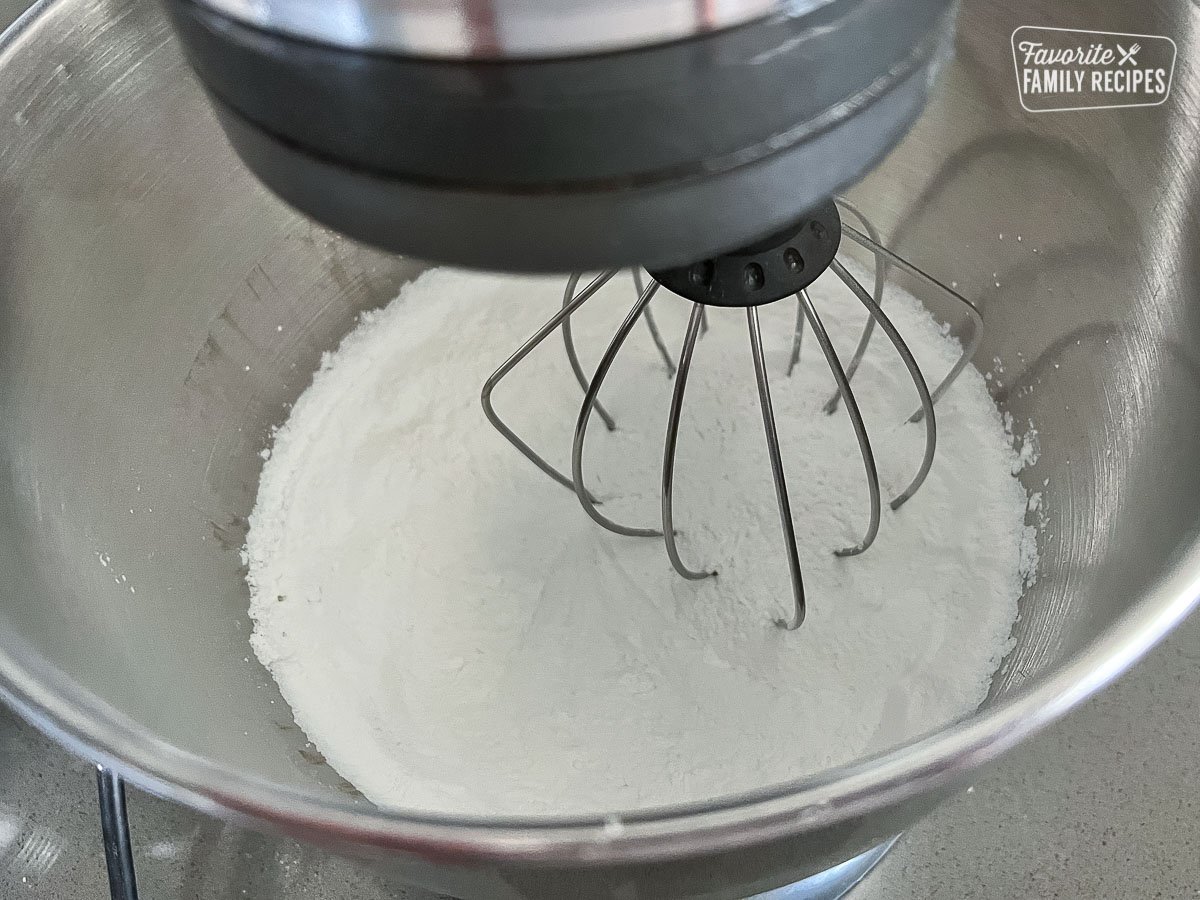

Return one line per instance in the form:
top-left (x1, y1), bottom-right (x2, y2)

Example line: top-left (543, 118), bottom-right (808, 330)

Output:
top-left (1, 0), bottom-right (1199, 823)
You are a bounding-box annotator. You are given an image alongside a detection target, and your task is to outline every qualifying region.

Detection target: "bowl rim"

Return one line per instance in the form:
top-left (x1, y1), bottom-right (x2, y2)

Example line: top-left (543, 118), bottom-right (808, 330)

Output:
top-left (1, 544), bottom-right (1196, 864)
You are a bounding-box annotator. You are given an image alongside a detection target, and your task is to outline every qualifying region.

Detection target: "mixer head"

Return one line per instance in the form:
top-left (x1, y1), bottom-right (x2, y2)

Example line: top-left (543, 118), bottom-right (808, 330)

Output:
top-left (155, 0), bottom-right (979, 631)
top-left (482, 198), bottom-right (981, 628)
top-left (161, 0), bottom-right (974, 628)
top-left (164, 0), bottom-right (959, 271)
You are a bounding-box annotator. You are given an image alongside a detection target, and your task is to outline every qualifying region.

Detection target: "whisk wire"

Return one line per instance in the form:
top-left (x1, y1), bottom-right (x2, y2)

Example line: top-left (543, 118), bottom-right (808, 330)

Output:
top-left (830, 258), bottom-right (936, 510)
top-left (662, 303), bottom-right (717, 580)
top-left (786, 297), bottom-right (806, 377)
top-left (483, 268), bottom-right (619, 498)
top-left (798, 288), bottom-right (882, 556)
top-left (747, 306), bottom-right (806, 630)
top-left (824, 197), bottom-right (888, 411)
top-left (561, 272), bottom-right (619, 431)
top-left (632, 268), bottom-right (678, 377)
top-left (839, 221), bottom-right (984, 423)
top-left (571, 280), bottom-right (665, 538)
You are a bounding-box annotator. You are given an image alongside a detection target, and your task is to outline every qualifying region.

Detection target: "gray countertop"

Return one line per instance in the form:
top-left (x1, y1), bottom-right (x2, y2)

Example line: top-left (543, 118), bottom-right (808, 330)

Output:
top-left (1, 2), bottom-right (1196, 898)
top-left (1, 609), bottom-right (1195, 899)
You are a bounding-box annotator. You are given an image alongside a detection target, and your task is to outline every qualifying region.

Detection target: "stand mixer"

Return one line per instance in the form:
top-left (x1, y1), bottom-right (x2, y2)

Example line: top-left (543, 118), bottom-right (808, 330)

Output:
top-left (169, 0), bottom-right (980, 632)
top-left (0, 0), bottom-right (1199, 899)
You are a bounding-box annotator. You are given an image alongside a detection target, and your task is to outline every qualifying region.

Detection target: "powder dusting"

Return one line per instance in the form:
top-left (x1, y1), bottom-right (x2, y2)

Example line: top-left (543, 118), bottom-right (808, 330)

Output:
top-left (245, 267), bottom-right (1035, 817)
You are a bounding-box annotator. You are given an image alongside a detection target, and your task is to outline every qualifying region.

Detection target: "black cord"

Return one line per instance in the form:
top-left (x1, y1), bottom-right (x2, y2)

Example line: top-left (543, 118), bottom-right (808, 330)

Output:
top-left (96, 767), bottom-right (139, 900)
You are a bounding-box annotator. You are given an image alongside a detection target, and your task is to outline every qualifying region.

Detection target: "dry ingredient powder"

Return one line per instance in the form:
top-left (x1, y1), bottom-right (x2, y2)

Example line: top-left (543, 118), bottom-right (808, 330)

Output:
top-left (245, 267), bottom-right (1036, 817)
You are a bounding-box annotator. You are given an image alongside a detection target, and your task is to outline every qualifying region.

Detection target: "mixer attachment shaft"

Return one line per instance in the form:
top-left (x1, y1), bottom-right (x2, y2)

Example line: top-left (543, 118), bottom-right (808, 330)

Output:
top-left (482, 199), bottom-right (982, 629)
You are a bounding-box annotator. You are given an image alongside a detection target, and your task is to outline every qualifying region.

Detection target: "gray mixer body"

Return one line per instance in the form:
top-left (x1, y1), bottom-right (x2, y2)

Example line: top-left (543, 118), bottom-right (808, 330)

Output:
top-left (164, 0), bottom-right (958, 271)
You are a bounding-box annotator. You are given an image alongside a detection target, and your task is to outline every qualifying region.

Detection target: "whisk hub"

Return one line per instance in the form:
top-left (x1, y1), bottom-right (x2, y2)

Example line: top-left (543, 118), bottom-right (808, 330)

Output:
top-left (649, 200), bottom-right (841, 307)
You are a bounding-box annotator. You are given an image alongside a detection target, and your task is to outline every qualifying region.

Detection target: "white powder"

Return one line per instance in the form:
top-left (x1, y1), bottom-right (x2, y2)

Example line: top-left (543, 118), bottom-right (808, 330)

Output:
top-left (245, 266), bottom-right (1035, 817)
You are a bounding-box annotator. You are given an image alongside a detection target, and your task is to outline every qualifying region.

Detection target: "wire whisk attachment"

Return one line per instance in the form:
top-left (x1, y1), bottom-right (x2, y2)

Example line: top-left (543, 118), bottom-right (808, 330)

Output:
top-left (482, 198), bottom-right (982, 629)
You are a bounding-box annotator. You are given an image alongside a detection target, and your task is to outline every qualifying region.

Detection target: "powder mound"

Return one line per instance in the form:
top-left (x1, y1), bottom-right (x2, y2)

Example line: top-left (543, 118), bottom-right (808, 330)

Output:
top-left (245, 267), bottom-right (1035, 817)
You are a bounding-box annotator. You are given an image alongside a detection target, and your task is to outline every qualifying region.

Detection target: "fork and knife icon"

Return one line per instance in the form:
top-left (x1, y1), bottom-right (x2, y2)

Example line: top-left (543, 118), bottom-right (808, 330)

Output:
top-left (1116, 42), bottom-right (1141, 66)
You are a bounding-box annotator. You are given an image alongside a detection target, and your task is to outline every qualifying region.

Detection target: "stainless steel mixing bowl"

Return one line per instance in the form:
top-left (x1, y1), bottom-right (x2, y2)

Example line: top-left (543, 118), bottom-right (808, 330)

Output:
top-left (1, 1), bottom-right (1199, 898)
